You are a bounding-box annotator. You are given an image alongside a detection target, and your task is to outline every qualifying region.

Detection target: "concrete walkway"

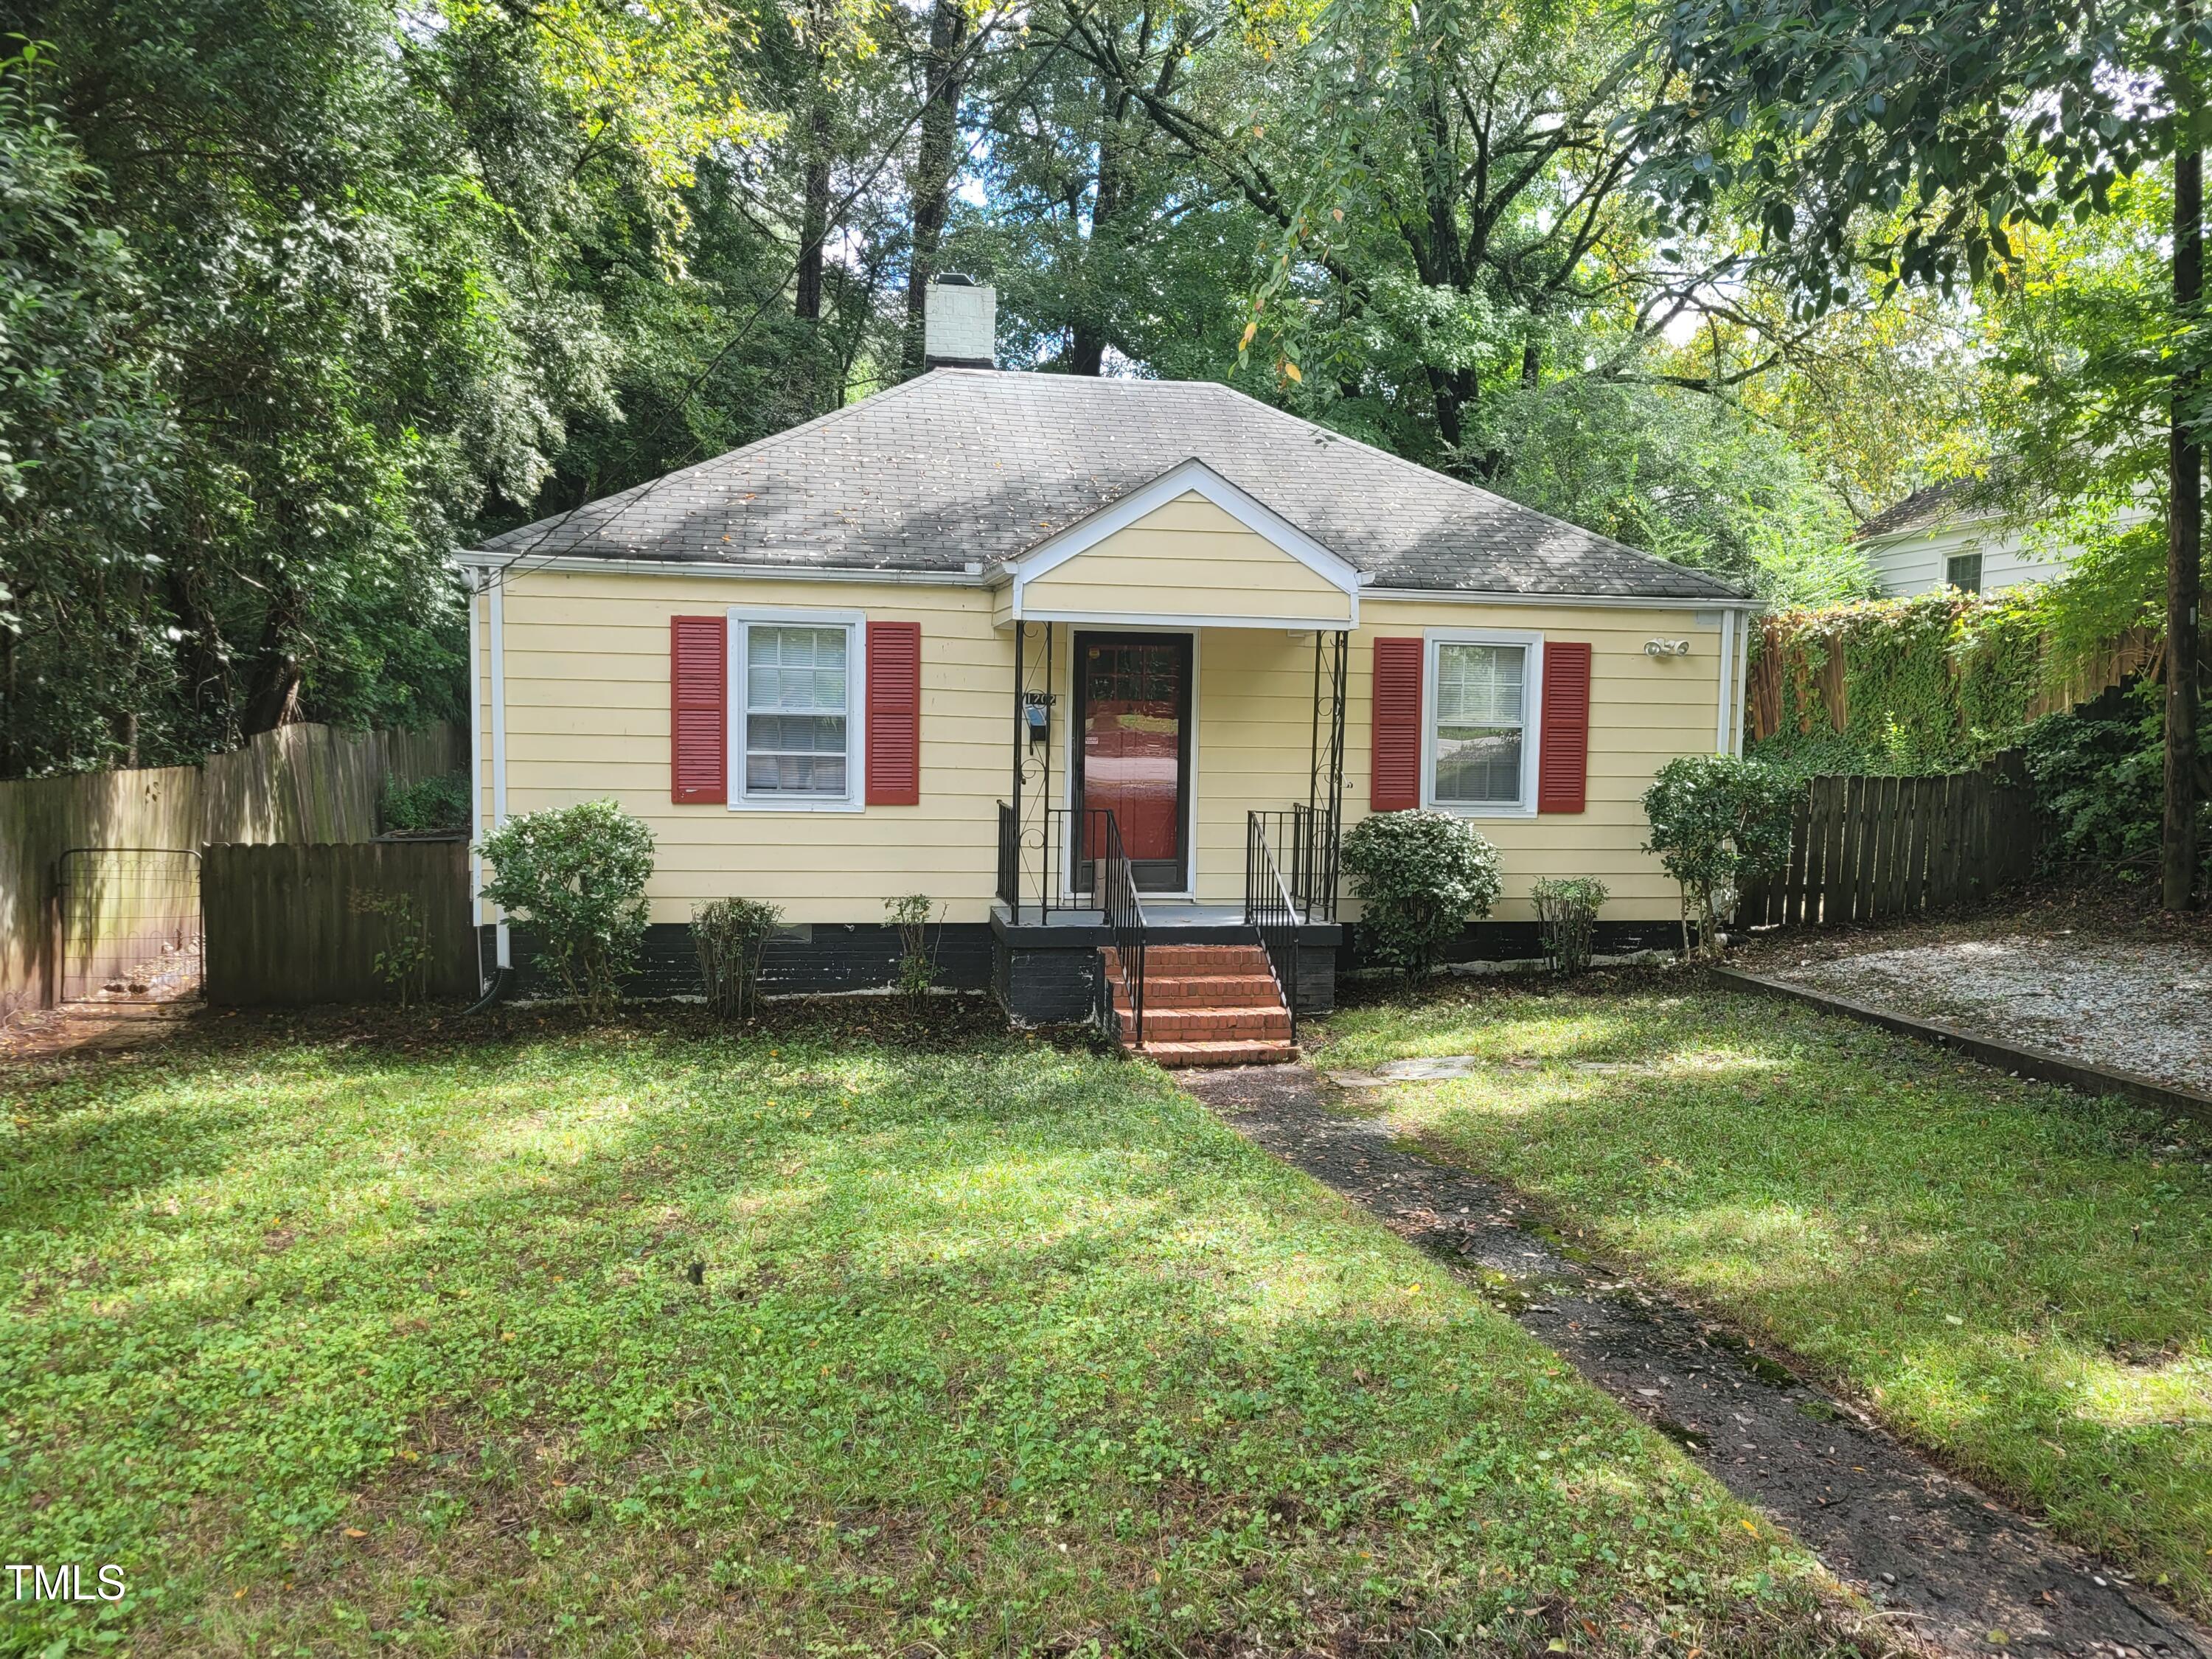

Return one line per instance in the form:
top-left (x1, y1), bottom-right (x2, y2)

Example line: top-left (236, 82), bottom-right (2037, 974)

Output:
top-left (1180, 1062), bottom-right (2211, 1659)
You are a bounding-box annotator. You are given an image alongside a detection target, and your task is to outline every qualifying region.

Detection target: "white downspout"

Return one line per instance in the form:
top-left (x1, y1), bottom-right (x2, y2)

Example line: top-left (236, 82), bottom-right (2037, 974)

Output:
top-left (488, 574), bottom-right (511, 971)
top-left (1732, 612), bottom-right (1752, 757)
top-left (469, 573), bottom-right (487, 990)
top-left (1714, 608), bottom-right (1736, 754)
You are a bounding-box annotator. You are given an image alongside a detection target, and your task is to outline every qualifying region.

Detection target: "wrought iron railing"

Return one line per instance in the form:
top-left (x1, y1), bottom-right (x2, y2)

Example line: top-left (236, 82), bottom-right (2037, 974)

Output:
top-left (996, 804), bottom-right (1127, 922)
top-left (1093, 810), bottom-right (1147, 1046)
top-left (1244, 812), bottom-right (1301, 1042)
top-left (1248, 802), bottom-right (1340, 924)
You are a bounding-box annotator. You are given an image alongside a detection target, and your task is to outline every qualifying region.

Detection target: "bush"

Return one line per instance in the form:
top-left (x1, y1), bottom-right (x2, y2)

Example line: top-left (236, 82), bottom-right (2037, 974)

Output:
top-left (1531, 876), bottom-right (1608, 976)
top-left (2020, 681), bottom-right (2195, 877)
top-left (1641, 756), bottom-right (1796, 961)
top-left (885, 894), bottom-right (939, 1015)
top-left (692, 897), bottom-right (782, 1020)
top-left (381, 772), bottom-right (469, 832)
top-left (477, 801), bottom-right (655, 1014)
top-left (1340, 810), bottom-right (1502, 981)
top-left (349, 890), bottom-right (433, 1007)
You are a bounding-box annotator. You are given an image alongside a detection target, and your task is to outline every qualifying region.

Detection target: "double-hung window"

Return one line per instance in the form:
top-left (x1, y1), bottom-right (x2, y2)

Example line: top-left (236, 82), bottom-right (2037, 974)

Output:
top-left (730, 608), bottom-right (865, 810)
top-left (1425, 631), bottom-right (1541, 815)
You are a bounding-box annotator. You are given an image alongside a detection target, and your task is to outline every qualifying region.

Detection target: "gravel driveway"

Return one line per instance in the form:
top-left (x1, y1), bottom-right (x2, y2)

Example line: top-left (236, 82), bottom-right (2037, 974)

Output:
top-left (1745, 913), bottom-right (2212, 1096)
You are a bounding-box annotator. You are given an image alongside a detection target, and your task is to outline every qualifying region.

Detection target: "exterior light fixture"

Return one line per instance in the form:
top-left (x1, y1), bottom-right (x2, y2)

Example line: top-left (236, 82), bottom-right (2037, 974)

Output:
top-left (1644, 639), bottom-right (1691, 657)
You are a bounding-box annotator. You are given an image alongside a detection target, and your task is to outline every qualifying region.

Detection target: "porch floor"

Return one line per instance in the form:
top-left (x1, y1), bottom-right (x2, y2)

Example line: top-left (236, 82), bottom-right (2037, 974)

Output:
top-left (998, 902), bottom-right (1251, 929)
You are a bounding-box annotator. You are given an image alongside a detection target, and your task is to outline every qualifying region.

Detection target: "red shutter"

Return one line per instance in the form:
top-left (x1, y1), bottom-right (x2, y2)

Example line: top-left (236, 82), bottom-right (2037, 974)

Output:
top-left (1370, 637), bottom-right (1422, 811)
top-left (865, 621), bottom-right (921, 806)
top-left (670, 616), bottom-right (727, 804)
top-left (1537, 641), bottom-right (1592, 813)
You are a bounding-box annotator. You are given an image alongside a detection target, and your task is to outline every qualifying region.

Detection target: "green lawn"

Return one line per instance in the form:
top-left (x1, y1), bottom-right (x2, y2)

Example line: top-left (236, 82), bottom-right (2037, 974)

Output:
top-left (0, 1006), bottom-right (1860, 1658)
top-left (1315, 973), bottom-right (2212, 1619)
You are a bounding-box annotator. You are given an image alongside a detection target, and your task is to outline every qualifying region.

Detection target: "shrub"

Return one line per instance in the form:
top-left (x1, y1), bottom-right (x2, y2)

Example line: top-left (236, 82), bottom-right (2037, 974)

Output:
top-left (349, 890), bottom-right (433, 1007)
top-left (1531, 877), bottom-right (1608, 976)
top-left (477, 801), bottom-right (655, 1015)
top-left (692, 897), bottom-right (783, 1020)
top-left (1641, 756), bottom-right (1796, 961)
top-left (2020, 681), bottom-right (2208, 877)
top-left (885, 893), bottom-right (939, 1015)
top-left (381, 772), bottom-right (469, 832)
top-left (1340, 810), bottom-right (1502, 981)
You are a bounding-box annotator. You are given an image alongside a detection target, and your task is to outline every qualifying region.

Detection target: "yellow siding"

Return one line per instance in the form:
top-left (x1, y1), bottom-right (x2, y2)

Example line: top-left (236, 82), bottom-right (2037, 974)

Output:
top-left (479, 572), bottom-right (1012, 924)
top-left (477, 571), bottom-right (1731, 927)
top-left (1178, 602), bottom-right (1728, 919)
top-left (1020, 493), bottom-right (1354, 625)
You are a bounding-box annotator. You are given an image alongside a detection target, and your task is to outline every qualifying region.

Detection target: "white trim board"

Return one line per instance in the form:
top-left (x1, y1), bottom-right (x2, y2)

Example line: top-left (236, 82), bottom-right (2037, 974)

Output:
top-left (1015, 607), bottom-right (1356, 632)
top-left (1004, 459), bottom-right (1364, 627)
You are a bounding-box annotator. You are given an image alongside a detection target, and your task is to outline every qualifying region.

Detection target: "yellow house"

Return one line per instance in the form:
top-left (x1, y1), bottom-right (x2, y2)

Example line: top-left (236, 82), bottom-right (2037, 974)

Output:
top-left (457, 283), bottom-right (1754, 1059)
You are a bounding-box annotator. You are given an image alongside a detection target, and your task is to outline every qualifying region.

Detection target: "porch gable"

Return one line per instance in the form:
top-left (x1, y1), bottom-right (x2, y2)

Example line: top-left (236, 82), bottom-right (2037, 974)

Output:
top-left (995, 459), bottom-right (1361, 630)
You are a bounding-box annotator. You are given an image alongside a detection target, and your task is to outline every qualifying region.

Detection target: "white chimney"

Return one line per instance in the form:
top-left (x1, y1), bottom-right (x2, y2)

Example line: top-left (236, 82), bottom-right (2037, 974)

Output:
top-left (923, 276), bottom-right (996, 369)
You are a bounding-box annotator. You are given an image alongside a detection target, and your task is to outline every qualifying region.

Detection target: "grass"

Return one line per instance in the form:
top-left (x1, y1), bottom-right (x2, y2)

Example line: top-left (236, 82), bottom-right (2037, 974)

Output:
top-left (0, 1003), bottom-right (1865, 1658)
top-left (1315, 970), bottom-right (2212, 1619)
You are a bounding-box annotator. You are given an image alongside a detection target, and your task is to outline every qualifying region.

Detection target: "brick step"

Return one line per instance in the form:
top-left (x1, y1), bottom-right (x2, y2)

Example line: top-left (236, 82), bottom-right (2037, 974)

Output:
top-left (1116, 1003), bottom-right (1293, 1040)
top-left (1139, 1037), bottom-right (1297, 1068)
top-left (1115, 973), bottom-right (1281, 1006)
top-left (1105, 945), bottom-right (1269, 973)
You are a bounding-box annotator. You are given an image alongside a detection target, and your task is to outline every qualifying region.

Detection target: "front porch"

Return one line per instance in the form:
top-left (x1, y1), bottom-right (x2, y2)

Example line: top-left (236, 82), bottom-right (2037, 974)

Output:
top-left (987, 622), bottom-right (1351, 1043)
top-left (977, 460), bottom-right (1363, 1054)
top-left (989, 897), bottom-right (1343, 1046)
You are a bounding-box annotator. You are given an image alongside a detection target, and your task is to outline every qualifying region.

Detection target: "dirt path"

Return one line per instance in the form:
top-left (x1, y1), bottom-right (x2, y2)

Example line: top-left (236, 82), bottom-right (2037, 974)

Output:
top-left (1180, 1062), bottom-right (2211, 1659)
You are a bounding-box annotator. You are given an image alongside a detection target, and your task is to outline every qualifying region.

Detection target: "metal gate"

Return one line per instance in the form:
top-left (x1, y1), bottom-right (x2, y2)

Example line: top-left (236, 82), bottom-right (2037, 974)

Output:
top-left (54, 848), bottom-right (204, 1002)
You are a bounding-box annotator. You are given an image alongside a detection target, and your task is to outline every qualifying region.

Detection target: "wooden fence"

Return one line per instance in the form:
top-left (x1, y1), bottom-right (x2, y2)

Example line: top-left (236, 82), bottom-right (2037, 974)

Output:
top-left (1737, 762), bottom-right (2045, 928)
top-left (203, 839), bottom-right (478, 1006)
top-left (1, 723), bottom-right (462, 1018)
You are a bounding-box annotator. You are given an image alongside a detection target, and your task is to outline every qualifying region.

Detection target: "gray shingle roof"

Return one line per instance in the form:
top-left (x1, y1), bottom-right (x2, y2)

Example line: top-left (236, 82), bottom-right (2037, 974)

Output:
top-left (475, 370), bottom-right (1747, 602)
top-left (1856, 479), bottom-right (1992, 540)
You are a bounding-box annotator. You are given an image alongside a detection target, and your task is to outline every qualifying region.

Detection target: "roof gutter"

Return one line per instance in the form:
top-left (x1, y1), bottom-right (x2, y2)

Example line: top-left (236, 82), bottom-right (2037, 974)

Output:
top-left (1363, 586), bottom-right (1761, 613)
top-left (450, 551), bottom-right (992, 586)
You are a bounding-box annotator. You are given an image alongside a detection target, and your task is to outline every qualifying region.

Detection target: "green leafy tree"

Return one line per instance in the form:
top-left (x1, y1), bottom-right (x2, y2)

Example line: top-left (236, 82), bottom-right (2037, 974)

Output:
top-left (2, 0), bottom-right (777, 776)
top-left (0, 47), bottom-right (175, 775)
top-left (1638, 0), bottom-right (2207, 907)
top-left (1641, 756), bottom-right (1795, 961)
top-left (1340, 810), bottom-right (1502, 981)
top-left (479, 801), bottom-right (656, 1015)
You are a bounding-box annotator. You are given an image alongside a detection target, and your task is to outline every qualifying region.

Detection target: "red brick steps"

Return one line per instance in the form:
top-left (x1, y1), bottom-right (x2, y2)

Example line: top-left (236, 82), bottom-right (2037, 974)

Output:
top-left (1102, 942), bottom-right (1294, 1068)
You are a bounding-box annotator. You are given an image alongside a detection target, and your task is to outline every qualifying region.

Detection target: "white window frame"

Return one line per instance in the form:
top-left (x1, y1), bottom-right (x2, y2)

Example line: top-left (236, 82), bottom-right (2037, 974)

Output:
top-left (1422, 628), bottom-right (1543, 818)
top-left (726, 605), bottom-right (867, 814)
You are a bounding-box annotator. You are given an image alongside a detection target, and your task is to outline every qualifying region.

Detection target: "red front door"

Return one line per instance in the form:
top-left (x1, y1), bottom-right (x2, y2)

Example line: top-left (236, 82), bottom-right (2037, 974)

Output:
top-left (1076, 633), bottom-right (1190, 892)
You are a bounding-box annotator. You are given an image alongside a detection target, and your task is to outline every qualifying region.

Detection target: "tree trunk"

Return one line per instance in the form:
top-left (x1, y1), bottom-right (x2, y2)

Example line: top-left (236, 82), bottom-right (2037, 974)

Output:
top-left (239, 592), bottom-right (303, 737)
top-left (2167, 131), bottom-right (2204, 912)
top-left (902, 0), bottom-right (973, 375)
top-left (1427, 364), bottom-right (1476, 450)
top-left (795, 91), bottom-right (832, 327)
top-left (1065, 85), bottom-right (1132, 377)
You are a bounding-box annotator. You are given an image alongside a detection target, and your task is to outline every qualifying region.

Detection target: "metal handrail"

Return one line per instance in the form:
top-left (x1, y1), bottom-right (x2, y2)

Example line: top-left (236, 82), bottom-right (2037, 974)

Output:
top-left (1244, 812), bottom-right (1302, 1043)
top-left (997, 804), bottom-right (1110, 923)
top-left (1093, 810), bottom-right (1147, 1046)
top-left (1249, 804), bottom-right (1340, 925)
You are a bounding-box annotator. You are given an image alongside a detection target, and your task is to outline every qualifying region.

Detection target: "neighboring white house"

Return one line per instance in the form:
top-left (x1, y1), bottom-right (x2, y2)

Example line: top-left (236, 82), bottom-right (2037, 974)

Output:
top-left (1856, 480), bottom-right (2152, 597)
